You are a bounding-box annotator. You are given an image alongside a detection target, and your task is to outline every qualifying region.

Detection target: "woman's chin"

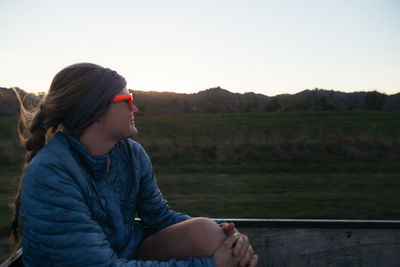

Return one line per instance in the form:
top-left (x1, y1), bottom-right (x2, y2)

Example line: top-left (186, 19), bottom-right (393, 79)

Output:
top-left (129, 126), bottom-right (138, 136)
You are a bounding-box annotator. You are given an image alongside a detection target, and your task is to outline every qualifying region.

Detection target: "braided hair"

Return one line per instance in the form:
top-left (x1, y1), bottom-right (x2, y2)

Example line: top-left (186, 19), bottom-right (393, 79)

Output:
top-left (11, 63), bottom-right (105, 252)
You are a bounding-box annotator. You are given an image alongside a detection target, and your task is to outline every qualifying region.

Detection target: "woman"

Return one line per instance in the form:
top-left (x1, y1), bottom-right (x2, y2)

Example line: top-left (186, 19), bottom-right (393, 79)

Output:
top-left (11, 63), bottom-right (258, 266)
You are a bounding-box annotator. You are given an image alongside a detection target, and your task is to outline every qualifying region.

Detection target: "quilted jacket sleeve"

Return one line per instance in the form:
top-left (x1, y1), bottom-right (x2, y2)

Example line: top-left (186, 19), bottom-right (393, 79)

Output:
top-left (20, 160), bottom-right (215, 267)
top-left (135, 145), bottom-right (191, 231)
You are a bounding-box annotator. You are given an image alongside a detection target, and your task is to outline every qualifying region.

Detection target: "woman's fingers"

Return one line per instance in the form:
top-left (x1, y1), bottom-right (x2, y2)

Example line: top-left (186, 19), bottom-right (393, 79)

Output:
top-left (225, 232), bottom-right (241, 249)
top-left (232, 235), bottom-right (243, 256)
top-left (214, 233), bottom-right (242, 267)
top-left (227, 230), bottom-right (257, 266)
top-left (233, 234), bottom-right (249, 257)
top-left (238, 249), bottom-right (251, 267)
top-left (248, 254), bottom-right (258, 267)
top-left (238, 244), bottom-right (254, 267)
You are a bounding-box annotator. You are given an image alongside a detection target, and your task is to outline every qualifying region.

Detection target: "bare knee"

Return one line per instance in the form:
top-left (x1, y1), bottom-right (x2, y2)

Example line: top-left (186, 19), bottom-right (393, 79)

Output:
top-left (186, 217), bottom-right (226, 256)
top-left (136, 217), bottom-right (226, 260)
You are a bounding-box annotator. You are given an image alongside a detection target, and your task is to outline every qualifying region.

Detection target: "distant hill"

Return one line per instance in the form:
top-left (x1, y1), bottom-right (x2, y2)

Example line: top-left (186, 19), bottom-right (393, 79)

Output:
top-left (1, 86), bottom-right (399, 116)
top-left (277, 89), bottom-right (366, 111)
top-left (131, 87), bottom-right (400, 114)
top-left (131, 87), bottom-right (269, 114)
top-left (385, 92), bottom-right (400, 110)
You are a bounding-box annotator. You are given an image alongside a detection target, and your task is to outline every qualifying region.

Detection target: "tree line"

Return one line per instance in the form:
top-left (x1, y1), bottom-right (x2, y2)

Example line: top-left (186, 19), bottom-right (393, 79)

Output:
top-left (0, 86), bottom-right (398, 116)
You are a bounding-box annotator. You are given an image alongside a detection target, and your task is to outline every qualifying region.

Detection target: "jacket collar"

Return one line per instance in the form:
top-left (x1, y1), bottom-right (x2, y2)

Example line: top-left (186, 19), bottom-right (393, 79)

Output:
top-left (58, 131), bottom-right (119, 180)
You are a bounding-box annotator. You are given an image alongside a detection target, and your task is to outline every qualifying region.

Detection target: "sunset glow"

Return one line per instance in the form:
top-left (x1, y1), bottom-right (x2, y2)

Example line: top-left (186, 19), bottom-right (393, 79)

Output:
top-left (0, 0), bottom-right (399, 96)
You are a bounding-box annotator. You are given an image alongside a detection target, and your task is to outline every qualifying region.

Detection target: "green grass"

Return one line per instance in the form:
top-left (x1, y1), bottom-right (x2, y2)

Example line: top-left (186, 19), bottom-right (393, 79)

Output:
top-left (133, 111), bottom-right (400, 220)
top-left (134, 111), bottom-right (400, 163)
top-left (135, 111), bottom-right (400, 145)
top-left (155, 166), bottom-right (400, 219)
top-left (0, 116), bottom-right (19, 145)
top-left (0, 163), bottom-right (21, 262)
top-left (0, 163), bottom-right (21, 229)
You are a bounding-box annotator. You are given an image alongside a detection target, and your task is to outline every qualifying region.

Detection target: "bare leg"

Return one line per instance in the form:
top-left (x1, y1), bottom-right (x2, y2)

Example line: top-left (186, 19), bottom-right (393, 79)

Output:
top-left (136, 217), bottom-right (227, 261)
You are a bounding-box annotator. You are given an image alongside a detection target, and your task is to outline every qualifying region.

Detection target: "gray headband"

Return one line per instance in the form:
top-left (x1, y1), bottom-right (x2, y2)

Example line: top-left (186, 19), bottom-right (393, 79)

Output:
top-left (63, 68), bottom-right (127, 134)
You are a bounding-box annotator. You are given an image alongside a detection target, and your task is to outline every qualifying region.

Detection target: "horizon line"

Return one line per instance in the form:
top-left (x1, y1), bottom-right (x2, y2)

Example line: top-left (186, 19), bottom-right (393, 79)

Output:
top-left (1, 85), bottom-right (399, 97)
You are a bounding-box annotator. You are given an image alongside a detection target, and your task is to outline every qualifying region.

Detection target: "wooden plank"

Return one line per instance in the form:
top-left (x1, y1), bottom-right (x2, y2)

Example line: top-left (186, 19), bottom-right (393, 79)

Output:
top-left (218, 218), bottom-right (400, 229)
top-left (238, 227), bottom-right (400, 267)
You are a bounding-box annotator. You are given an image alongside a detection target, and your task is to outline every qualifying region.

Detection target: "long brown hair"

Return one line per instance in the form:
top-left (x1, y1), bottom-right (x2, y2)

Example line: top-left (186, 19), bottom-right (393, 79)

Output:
top-left (11, 63), bottom-right (105, 252)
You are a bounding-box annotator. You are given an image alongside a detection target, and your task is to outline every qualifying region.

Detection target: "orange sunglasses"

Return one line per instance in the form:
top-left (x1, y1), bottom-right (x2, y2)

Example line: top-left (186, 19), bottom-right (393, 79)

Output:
top-left (112, 94), bottom-right (133, 111)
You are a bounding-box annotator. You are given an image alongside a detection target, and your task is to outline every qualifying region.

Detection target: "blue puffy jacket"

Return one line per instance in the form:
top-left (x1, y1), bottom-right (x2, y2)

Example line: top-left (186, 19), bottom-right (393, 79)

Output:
top-left (20, 132), bottom-right (215, 266)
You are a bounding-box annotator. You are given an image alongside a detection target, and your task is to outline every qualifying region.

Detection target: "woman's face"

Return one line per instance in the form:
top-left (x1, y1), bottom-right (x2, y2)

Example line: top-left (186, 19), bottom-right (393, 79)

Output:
top-left (97, 87), bottom-right (138, 141)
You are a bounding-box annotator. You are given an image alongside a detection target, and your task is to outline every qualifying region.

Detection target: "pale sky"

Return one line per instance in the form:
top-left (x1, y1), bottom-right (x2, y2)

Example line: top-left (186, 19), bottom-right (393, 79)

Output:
top-left (1, 0), bottom-right (399, 96)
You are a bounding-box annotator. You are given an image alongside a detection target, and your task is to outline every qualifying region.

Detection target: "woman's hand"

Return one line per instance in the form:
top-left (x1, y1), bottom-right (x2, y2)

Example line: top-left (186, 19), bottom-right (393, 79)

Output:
top-left (221, 223), bottom-right (258, 267)
top-left (213, 233), bottom-right (241, 267)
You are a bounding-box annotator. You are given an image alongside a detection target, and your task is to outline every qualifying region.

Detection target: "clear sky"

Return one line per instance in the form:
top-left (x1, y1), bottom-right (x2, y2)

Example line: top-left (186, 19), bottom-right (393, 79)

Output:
top-left (1, 0), bottom-right (399, 96)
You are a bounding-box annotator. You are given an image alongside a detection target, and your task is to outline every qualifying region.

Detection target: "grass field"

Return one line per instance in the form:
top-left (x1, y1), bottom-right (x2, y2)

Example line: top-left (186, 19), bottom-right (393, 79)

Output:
top-left (134, 111), bottom-right (400, 163)
top-left (158, 171), bottom-right (400, 219)
top-left (0, 111), bottom-right (399, 261)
